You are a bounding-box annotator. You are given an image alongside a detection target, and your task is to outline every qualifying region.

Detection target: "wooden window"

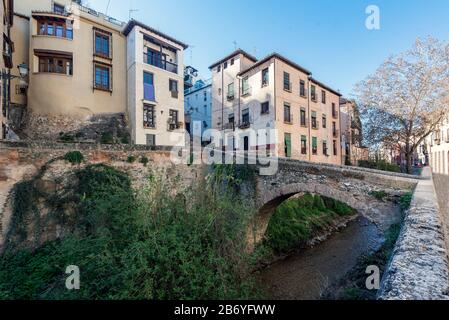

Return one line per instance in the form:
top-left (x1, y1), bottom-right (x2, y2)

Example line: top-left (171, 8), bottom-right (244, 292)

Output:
top-left (37, 19), bottom-right (73, 39)
top-left (312, 137), bottom-right (318, 155)
top-left (323, 140), bottom-right (328, 156)
top-left (283, 72), bottom-right (291, 91)
top-left (261, 101), bottom-right (269, 115)
top-left (143, 104), bottom-right (156, 128)
top-left (261, 68), bottom-right (269, 86)
top-left (322, 90), bottom-right (326, 104)
top-left (38, 56), bottom-right (72, 75)
top-left (300, 80), bottom-right (306, 97)
top-left (94, 29), bottom-right (112, 58)
top-left (169, 79), bottom-right (178, 98)
top-left (168, 109), bottom-right (179, 130)
top-left (333, 140), bottom-right (338, 156)
top-left (300, 108), bottom-right (306, 126)
top-left (53, 3), bottom-right (65, 14)
top-left (94, 64), bottom-right (111, 91)
top-left (301, 135), bottom-right (307, 155)
top-left (311, 85), bottom-right (317, 101)
top-left (284, 133), bottom-right (292, 158)
top-left (311, 111), bottom-right (318, 129)
top-left (242, 108), bottom-right (250, 125)
top-left (322, 114), bottom-right (327, 128)
top-left (284, 103), bottom-right (291, 123)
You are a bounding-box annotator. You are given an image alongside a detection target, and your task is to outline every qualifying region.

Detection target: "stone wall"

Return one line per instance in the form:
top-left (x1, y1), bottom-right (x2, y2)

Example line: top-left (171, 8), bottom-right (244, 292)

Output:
top-left (0, 141), bottom-right (204, 250)
top-left (379, 167), bottom-right (449, 300)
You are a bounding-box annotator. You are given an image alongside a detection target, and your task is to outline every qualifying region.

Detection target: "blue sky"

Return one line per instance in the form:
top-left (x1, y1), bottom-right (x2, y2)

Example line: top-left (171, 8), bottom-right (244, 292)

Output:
top-left (87, 0), bottom-right (449, 97)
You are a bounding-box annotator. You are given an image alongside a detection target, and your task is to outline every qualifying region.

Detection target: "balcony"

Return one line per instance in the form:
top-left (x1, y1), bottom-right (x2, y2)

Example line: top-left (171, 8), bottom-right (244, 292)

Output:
top-left (227, 93), bottom-right (235, 101)
top-left (333, 129), bottom-right (339, 138)
top-left (223, 122), bottom-right (235, 130)
top-left (167, 119), bottom-right (183, 131)
top-left (300, 117), bottom-right (309, 128)
top-left (332, 110), bottom-right (339, 119)
top-left (143, 52), bottom-right (178, 74)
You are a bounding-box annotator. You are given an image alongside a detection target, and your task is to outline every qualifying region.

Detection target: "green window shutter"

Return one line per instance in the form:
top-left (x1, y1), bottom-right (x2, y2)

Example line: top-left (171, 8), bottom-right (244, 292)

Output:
top-left (284, 133), bottom-right (292, 158)
top-left (312, 137), bottom-right (318, 148)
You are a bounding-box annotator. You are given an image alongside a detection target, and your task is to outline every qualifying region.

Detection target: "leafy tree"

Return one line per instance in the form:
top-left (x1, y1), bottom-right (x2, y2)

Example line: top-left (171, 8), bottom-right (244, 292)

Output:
top-left (356, 37), bottom-right (449, 173)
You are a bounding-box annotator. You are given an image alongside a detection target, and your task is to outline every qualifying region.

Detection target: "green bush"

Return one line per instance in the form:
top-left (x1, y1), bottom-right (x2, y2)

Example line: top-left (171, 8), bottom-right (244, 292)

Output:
top-left (359, 160), bottom-right (401, 173)
top-left (127, 155), bottom-right (136, 163)
top-left (0, 165), bottom-right (258, 300)
top-left (100, 132), bottom-right (114, 144)
top-left (63, 151), bottom-right (84, 165)
top-left (371, 190), bottom-right (388, 201)
top-left (59, 133), bottom-right (75, 143)
top-left (139, 156), bottom-right (149, 166)
top-left (264, 193), bottom-right (356, 252)
top-left (400, 192), bottom-right (413, 211)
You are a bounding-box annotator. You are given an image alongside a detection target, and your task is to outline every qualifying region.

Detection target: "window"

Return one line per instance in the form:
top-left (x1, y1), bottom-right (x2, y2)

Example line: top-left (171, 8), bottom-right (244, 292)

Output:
top-left (224, 61), bottom-right (228, 69)
top-left (169, 79), bottom-right (178, 98)
top-left (298, 108), bottom-right (306, 127)
top-left (262, 68), bottom-right (269, 86)
top-left (284, 133), bottom-right (292, 158)
top-left (242, 77), bottom-right (250, 96)
top-left (322, 114), bottom-right (327, 128)
top-left (146, 134), bottom-right (156, 146)
top-left (53, 3), bottom-right (65, 14)
top-left (143, 72), bottom-right (155, 101)
top-left (311, 85), bottom-right (317, 101)
top-left (301, 135), bottom-right (307, 155)
top-left (94, 64), bottom-right (111, 90)
top-left (217, 65), bottom-right (221, 72)
top-left (227, 83), bottom-right (235, 100)
top-left (242, 109), bottom-right (250, 125)
top-left (333, 121), bottom-right (337, 137)
top-left (311, 111), bottom-right (318, 129)
top-left (300, 80), bottom-right (306, 97)
top-left (323, 140), bottom-right (328, 156)
top-left (94, 30), bottom-right (111, 58)
top-left (284, 103), bottom-right (291, 123)
top-left (229, 113), bottom-right (235, 124)
top-left (312, 137), bottom-right (318, 155)
top-left (203, 91), bottom-right (207, 101)
top-left (231, 58), bottom-right (234, 65)
top-left (321, 90), bottom-right (326, 104)
top-left (37, 20), bottom-right (73, 39)
top-left (143, 104), bottom-right (156, 128)
top-left (168, 109), bottom-right (179, 130)
top-left (15, 84), bottom-right (26, 95)
top-left (332, 103), bottom-right (338, 118)
top-left (333, 140), bottom-right (338, 156)
top-left (261, 101), bottom-right (269, 115)
top-left (283, 72), bottom-right (291, 91)
top-left (39, 56), bottom-right (73, 75)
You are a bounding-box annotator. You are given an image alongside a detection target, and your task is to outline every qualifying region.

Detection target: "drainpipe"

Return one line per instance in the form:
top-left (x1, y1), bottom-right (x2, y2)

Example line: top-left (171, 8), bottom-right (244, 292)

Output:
top-left (307, 74), bottom-right (312, 162)
top-left (221, 65), bottom-right (224, 132)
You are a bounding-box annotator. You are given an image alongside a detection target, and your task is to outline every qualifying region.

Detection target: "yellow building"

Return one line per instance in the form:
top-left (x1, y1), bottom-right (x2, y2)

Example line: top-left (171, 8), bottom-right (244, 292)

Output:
top-left (1, 0), bottom-right (14, 140)
top-left (13, 0), bottom-right (127, 140)
top-left (210, 50), bottom-right (343, 165)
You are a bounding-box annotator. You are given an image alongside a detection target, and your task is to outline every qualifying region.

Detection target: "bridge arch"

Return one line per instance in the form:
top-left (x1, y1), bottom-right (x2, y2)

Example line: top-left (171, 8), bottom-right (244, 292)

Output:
top-left (249, 182), bottom-right (373, 250)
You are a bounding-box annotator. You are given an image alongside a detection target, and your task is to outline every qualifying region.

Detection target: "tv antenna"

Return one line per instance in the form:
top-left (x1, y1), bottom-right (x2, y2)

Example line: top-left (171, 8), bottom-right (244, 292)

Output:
top-left (105, 0), bottom-right (111, 15)
top-left (233, 41), bottom-right (238, 50)
top-left (129, 0), bottom-right (138, 19)
top-left (188, 45), bottom-right (196, 66)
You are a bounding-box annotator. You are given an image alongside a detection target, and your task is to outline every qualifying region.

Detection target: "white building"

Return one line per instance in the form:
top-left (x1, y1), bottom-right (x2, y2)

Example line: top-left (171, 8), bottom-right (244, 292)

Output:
top-left (427, 117), bottom-right (449, 175)
top-left (124, 19), bottom-right (187, 147)
top-left (184, 79), bottom-right (212, 140)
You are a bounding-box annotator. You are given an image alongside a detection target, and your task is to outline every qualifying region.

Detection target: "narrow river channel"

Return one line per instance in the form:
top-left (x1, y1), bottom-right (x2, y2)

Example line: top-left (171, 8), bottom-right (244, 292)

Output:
top-left (256, 216), bottom-right (385, 300)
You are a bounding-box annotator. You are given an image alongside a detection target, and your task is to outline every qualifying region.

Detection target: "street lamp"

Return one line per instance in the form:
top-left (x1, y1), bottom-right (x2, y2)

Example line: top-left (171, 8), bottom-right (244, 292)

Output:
top-left (17, 63), bottom-right (29, 78)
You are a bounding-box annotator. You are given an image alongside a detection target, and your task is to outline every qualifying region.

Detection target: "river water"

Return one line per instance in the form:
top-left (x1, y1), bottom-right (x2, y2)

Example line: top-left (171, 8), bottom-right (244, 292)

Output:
top-left (256, 216), bottom-right (384, 300)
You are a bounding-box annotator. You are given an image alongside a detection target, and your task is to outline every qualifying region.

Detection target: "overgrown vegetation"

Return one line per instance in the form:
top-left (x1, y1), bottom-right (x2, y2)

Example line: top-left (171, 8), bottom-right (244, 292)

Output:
top-left (358, 160), bottom-right (401, 173)
top-left (0, 164), bottom-right (259, 300)
top-left (370, 190), bottom-right (388, 201)
top-left (63, 151), bottom-right (84, 165)
top-left (100, 132), bottom-right (114, 144)
top-left (126, 155), bottom-right (136, 163)
top-left (139, 156), bottom-right (149, 166)
top-left (262, 194), bottom-right (356, 253)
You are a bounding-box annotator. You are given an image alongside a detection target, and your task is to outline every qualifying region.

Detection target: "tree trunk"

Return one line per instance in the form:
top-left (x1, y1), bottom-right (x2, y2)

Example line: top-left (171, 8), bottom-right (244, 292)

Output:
top-left (405, 139), bottom-right (413, 174)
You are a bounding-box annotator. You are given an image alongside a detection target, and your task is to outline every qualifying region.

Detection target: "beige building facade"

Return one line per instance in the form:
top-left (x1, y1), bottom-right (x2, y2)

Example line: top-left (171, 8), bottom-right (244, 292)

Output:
top-left (210, 50), bottom-right (342, 165)
top-left (124, 20), bottom-right (187, 146)
top-left (340, 98), bottom-right (368, 166)
top-left (13, 0), bottom-right (127, 139)
top-left (427, 118), bottom-right (449, 175)
top-left (1, 0), bottom-right (14, 140)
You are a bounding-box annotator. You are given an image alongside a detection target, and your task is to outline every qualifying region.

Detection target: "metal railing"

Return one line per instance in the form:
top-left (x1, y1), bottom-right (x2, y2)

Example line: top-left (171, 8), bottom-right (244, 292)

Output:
top-left (143, 52), bottom-right (178, 74)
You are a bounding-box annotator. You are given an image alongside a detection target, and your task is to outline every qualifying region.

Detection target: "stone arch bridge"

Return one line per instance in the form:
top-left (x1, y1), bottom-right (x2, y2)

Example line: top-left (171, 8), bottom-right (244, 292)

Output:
top-left (249, 158), bottom-right (419, 248)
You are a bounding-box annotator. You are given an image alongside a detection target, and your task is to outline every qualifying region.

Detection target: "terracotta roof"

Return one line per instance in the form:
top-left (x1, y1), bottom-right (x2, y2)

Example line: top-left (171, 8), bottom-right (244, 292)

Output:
top-left (123, 19), bottom-right (188, 49)
top-left (237, 52), bottom-right (312, 77)
top-left (209, 49), bottom-right (258, 69)
top-left (310, 77), bottom-right (342, 97)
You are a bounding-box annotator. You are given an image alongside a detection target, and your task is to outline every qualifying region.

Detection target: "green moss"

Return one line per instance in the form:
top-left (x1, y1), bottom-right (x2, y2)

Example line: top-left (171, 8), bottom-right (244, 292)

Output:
top-left (63, 151), bottom-right (84, 165)
top-left (371, 190), bottom-right (388, 201)
top-left (264, 194), bottom-right (356, 253)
